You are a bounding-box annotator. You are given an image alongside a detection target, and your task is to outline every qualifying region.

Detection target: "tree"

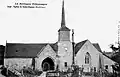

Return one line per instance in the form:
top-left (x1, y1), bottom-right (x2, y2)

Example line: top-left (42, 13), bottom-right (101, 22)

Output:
top-left (109, 44), bottom-right (120, 76)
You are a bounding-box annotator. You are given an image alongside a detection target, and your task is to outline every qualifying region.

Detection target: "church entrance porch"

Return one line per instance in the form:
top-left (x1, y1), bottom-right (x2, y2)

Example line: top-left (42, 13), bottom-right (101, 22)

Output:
top-left (42, 57), bottom-right (55, 71)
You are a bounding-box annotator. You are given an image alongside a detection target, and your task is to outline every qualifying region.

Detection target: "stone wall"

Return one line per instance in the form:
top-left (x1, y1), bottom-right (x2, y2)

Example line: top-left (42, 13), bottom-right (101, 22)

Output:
top-left (75, 40), bottom-right (101, 72)
top-left (58, 41), bottom-right (73, 71)
top-left (4, 58), bottom-right (32, 71)
top-left (75, 40), bottom-right (115, 73)
top-left (35, 44), bottom-right (57, 71)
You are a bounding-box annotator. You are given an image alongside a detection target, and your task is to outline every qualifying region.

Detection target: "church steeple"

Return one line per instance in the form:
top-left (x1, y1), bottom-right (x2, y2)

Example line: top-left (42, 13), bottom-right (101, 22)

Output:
top-left (57, 1), bottom-right (73, 69)
top-left (61, 0), bottom-right (65, 27)
top-left (58, 0), bottom-right (70, 41)
top-left (58, 0), bottom-right (70, 32)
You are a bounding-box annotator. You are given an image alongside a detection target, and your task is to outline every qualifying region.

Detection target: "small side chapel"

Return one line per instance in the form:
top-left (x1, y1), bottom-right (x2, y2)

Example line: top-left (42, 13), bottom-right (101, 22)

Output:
top-left (4, 0), bottom-right (115, 73)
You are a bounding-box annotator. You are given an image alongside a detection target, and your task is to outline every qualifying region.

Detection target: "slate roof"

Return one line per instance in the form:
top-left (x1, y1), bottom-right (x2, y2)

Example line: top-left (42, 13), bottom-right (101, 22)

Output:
top-left (58, 26), bottom-right (70, 32)
top-left (5, 40), bottom-right (114, 62)
top-left (50, 42), bottom-right (58, 52)
top-left (92, 43), bottom-right (115, 62)
top-left (75, 40), bottom-right (88, 54)
top-left (92, 43), bottom-right (102, 52)
top-left (100, 51), bottom-right (116, 62)
top-left (74, 40), bottom-right (102, 54)
top-left (5, 42), bottom-right (58, 58)
top-left (104, 52), bottom-right (113, 57)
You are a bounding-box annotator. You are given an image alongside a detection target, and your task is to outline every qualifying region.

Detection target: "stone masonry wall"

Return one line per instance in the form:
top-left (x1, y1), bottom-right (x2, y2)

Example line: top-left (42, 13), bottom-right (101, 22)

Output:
top-left (4, 58), bottom-right (32, 71)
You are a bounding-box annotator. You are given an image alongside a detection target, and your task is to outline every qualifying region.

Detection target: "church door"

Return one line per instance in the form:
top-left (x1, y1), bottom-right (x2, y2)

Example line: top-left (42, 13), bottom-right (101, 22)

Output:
top-left (42, 57), bottom-right (54, 71)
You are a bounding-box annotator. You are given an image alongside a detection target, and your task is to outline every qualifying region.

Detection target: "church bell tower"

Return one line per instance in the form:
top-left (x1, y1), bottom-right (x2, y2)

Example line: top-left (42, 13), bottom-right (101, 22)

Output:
top-left (57, 0), bottom-right (73, 71)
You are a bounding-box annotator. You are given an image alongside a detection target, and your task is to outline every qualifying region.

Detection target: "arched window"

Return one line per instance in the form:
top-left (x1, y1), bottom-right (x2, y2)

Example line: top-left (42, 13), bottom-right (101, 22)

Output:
top-left (85, 52), bottom-right (91, 64)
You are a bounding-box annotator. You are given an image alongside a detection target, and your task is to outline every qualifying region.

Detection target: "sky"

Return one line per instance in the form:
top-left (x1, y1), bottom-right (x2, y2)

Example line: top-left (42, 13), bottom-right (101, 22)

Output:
top-left (0, 0), bottom-right (120, 52)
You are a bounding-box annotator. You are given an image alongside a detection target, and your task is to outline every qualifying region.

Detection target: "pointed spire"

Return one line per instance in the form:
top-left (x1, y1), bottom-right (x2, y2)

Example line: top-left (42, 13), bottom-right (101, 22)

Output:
top-left (61, 0), bottom-right (66, 27)
top-left (58, 0), bottom-right (70, 32)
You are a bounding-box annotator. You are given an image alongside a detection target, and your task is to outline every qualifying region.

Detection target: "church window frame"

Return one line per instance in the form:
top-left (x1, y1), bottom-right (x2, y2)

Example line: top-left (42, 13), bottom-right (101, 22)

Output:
top-left (85, 52), bottom-right (91, 64)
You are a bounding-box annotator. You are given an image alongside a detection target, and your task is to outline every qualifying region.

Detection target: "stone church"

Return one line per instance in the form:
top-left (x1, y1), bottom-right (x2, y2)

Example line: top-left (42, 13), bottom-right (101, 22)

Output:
top-left (4, 0), bottom-right (116, 73)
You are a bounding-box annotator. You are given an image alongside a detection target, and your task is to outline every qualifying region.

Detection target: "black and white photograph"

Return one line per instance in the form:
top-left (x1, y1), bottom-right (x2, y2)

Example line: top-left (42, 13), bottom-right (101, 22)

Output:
top-left (0, 0), bottom-right (120, 77)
